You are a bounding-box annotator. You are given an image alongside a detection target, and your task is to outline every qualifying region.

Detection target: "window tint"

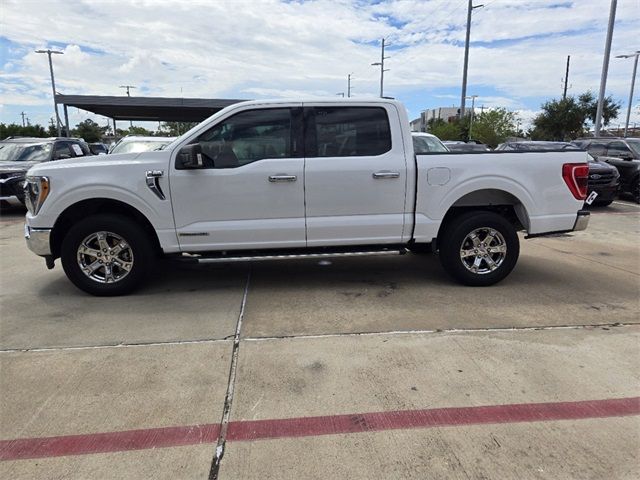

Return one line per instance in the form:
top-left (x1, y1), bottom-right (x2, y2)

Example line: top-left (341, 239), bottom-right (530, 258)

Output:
top-left (194, 108), bottom-right (292, 168)
top-left (607, 141), bottom-right (632, 158)
top-left (310, 107), bottom-right (391, 157)
top-left (53, 142), bottom-right (73, 159)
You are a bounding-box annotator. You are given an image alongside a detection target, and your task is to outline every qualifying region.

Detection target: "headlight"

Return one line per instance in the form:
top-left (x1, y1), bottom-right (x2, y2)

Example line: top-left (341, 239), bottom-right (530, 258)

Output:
top-left (24, 176), bottom-right (50, 215)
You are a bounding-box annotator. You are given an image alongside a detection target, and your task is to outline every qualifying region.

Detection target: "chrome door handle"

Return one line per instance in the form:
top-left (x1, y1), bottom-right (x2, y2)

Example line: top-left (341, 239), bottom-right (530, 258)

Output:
top-left (372, 171), bottom-right (400, 179)
top-left (269, 175), bottom-right (297, 183)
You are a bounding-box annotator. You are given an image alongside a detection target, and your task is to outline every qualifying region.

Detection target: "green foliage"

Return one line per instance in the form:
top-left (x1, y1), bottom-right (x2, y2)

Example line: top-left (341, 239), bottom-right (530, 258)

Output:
top-left (159, 122), bottom-right (197, 136)
top-left (530, 91), bottom-right (620, 141)
top-left (0, 123), bottom-right (48, 139)
top-left (470, 108), bottom-right (517, 148)
top-left (428, 118), bottom-right (463, 141)
top-left (126, 126), bottom-right (154, 136)
top-left (72, 119), bottom-right (108, 142)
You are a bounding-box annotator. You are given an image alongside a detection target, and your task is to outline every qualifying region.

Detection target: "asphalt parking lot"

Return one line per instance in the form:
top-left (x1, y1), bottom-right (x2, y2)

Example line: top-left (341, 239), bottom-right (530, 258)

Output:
top-left (1, 201), bottom-right (639, 479)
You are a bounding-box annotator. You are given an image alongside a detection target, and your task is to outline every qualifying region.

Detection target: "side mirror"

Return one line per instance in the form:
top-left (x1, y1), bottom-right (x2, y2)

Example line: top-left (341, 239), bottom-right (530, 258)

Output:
top-left (176, 144), bottom-right (206, 169)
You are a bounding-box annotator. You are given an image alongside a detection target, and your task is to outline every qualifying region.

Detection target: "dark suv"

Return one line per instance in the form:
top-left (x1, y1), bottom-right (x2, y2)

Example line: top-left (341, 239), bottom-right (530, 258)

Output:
top-left (0, 137), bottom-right (91, 208)
top-left (573, 138), bottom-right (640, 203)
top-left (496, 141), bottom-right (620, 206)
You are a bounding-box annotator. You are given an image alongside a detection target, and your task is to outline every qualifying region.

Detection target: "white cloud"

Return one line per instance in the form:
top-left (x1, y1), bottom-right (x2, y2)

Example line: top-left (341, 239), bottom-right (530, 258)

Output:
top-left (0, 0), bottom-right (638, 128)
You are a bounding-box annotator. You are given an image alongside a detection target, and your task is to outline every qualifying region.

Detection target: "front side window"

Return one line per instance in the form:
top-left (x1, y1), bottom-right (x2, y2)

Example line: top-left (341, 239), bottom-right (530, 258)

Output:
top-left (586, 142), bottom-right (607, 157)
top-left (53, 142), bottom-right (73, 160)
top-left (309, 107), bottom-right (391, 157)
top-left (193, 108), bottom-right (293, 168)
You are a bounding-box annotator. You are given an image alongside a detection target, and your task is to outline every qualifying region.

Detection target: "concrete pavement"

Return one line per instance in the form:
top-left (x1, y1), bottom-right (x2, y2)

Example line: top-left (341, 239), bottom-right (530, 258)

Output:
top-left (1, 201), bottom-right (639, 479)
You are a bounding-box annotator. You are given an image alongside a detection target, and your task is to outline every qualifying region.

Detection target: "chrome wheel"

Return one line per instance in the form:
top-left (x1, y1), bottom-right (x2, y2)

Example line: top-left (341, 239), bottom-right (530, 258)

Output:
top-left (76, 231), bottom-right (134, 284)
top-left (459, 227), bottom-right (507, 275)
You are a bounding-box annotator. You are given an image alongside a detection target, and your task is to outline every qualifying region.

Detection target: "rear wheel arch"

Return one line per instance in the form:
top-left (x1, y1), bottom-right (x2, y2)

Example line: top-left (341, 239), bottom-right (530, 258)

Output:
top-left (435, 189), bottom-right (529, 247)
top-left (51, 198), bottom-right (162, 259)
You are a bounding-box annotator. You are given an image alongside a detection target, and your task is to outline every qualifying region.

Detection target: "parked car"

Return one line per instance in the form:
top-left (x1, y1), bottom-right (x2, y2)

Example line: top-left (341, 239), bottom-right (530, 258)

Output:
top-left (496, 141), bottom-right (619, 206)
top-left (0, 137), bottom-right (91, 208)
top-left (495, 141), bottom-right (581, 151)
top-left (411, 132), bottom-right (449, 153)
top-left (24, 99), bottom-right (590, 295)
top-left (443, 141), bottom-right (491, 152)
top-left (88, 142), bottom-right (109, 155)
top-left (109, 136), bottom-right (176, 154)
top-left (573, 137), bottom-right (640, 203)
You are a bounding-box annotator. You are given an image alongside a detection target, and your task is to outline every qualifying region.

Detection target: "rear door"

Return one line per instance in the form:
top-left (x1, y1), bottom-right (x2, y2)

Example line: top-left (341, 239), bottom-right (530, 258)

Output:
top-left (303, 104), bottom-right (408, 246)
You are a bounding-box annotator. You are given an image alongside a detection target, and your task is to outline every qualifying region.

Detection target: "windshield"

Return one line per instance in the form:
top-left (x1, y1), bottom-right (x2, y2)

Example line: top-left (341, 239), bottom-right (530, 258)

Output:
top-left (0, 142), bottom-right (52, 162)
top-left (110, 140), bottom-right (171, 154)
top-left (412, 135), bottom-right (449, 154)
top-left (627, 140), bottom-right (640, 156)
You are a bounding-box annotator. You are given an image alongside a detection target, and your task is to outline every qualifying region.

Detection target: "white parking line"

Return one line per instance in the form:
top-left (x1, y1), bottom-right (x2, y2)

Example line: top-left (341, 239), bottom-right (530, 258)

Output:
top-left (613, 200), bottom-right (640, 208)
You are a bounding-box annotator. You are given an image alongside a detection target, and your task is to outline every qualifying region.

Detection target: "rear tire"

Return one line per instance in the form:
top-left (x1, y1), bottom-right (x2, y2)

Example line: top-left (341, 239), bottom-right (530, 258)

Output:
top-left (61, 214), bottom-right (155, 296)
top-left (439, 211), bottom-right (519, 286)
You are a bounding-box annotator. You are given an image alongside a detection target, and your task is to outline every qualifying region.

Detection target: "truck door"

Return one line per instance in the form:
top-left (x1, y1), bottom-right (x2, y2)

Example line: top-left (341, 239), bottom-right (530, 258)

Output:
top-left (303, 104), bottom-right (408, 246)
top-left (169, 105), bottom-right (306, 251)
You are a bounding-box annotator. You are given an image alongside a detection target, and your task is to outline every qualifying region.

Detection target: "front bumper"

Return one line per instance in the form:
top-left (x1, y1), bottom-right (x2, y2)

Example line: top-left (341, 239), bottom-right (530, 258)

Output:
top-left (24, 223), bottom-right (52, 256)
top-left (572, 209), bottom-right (590, 232)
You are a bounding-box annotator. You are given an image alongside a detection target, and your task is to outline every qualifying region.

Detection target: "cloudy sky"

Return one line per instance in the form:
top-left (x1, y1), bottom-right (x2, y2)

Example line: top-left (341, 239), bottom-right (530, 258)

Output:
top-left (1, 0), bottom-right (639, 131)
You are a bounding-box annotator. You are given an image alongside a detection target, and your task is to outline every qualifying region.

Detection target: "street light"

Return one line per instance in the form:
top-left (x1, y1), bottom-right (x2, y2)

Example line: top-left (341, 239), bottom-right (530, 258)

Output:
top-left (35, 49), bottom-right (64, 136)
top-left (119, 85), bottom-right (136, 127)
top-left (616, 51), bottom-right (640, 137)
top-left (465, 95), bottom-right (478, 140)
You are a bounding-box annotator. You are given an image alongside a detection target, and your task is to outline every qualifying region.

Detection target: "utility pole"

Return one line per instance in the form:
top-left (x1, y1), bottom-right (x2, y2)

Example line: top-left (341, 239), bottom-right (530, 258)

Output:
top-left (594, 0), bottom-right (617, 136)
top-left (466, 95), bottom-right (478, 140)
top-left (20, 112), bottom-right (26, 127)
top-left (35, 49), bottom-right (64, 136)
top-left (460, 1), bottom-right (483, 118)
top-left (616, 51), bottom-right (640, 137)
top-left (371, 38), bottom-right (390, 98)
top-left (347, 73), bottom-right (353, 98)
top-left (119, 85), bottom-right (136, 128)
top-left (562, 55), bottom-right (571, 100)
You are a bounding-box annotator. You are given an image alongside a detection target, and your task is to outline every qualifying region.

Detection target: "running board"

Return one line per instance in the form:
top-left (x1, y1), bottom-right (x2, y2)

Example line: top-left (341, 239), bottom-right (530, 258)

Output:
top-left (188, 248), bottom-right (407, 264)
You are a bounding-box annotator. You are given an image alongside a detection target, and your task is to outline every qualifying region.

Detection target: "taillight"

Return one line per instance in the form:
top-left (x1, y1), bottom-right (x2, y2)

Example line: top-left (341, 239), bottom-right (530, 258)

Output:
top-left (562, 163), bottom-right (589, 200)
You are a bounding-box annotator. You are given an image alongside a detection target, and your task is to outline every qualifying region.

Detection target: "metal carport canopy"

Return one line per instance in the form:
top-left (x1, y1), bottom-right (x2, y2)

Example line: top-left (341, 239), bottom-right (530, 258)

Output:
top-left (55, 94), bottom-right (246, 122)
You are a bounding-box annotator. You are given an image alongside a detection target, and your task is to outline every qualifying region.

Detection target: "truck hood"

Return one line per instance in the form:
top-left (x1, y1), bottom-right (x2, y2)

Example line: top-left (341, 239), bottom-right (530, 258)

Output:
top-left (26, 151), bottom-right (171, 177)
top-left (588, 160), bottom-right (618, 175)
top-left (0, 160), bottom-right (40, 174)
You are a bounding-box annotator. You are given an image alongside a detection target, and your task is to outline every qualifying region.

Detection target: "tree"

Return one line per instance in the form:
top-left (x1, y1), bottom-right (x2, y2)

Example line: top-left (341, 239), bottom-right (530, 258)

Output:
top-left (159, 122), bottom-right (197, 136)
top-left (469, 108), bottom-right (517, 148)
top-left (126, 126), bottom-right (154, 136)
top-left (72, 119), bottom-right (107, 142)
top-left (577, 91), bottom-right (620, 127)
top-left (0, 123), bottom-right (48, 139)
top-left (530, 91), bottom-right (620, 141)
top-left (427, 118), bottom-right (463, 141)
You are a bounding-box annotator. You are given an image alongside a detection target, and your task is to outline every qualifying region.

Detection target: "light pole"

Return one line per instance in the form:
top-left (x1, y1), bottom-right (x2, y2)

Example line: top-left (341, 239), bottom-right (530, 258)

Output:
top-left (119, 85), bottom-right (136, 128)
top-left (35, 49), bottom-right (63, 136)
top-left (371, 38), bottom-right (390, 98)
top-left (460, 1), bottom-right (484, 118)
top-left (594, 0), bottom-right (617, 136)
top-left (465, 95), bottom-right (478, 140)
top-left (616, 51), bottom-right (640, 137)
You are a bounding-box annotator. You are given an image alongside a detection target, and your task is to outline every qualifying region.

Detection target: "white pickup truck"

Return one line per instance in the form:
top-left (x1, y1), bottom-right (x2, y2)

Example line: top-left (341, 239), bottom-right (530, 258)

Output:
top-left (24, 99), bottom-right (590, 295)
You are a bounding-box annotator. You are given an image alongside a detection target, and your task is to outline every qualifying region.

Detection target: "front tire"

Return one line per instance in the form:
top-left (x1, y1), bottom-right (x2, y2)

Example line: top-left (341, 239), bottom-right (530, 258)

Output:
top-left (61, 214), bottom-right (155, 296)
top-left (439, 211), bottom-right (519, 286)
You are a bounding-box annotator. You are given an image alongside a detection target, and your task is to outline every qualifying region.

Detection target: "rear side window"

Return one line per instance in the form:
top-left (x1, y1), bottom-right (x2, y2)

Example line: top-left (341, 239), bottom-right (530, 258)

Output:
top-left (308, 107), bottom-right (391, 157)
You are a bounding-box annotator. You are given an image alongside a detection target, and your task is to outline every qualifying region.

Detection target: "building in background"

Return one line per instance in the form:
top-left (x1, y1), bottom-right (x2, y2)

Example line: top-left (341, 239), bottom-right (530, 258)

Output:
top-left (410, 107), bottom-right (460, 132)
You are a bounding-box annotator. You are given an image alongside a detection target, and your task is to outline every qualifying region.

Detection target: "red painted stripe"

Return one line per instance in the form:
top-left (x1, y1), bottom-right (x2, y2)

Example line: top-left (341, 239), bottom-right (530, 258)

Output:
top-left (0, 424), bottom-right (220, 461)
top-left (1, 397), bottom-right (638, 461)
top-left (227, 396), bottom-right (640, 441)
